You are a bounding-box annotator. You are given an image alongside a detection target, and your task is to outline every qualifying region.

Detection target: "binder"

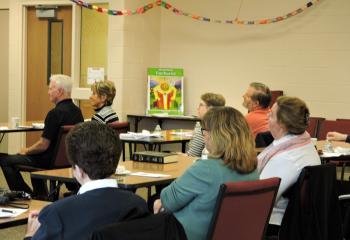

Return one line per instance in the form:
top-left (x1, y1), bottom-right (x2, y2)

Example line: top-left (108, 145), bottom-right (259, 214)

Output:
top-left (132, 151), bottom-right (178, 164)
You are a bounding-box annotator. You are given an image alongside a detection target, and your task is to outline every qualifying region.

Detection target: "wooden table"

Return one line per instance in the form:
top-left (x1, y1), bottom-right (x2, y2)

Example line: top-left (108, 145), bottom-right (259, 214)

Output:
top-left (127, 114), bottom-right (200, 132)
top-left (0, 200), bottom-right (50, 229)
top-left (120, 129), bottom-right (193, 157)
top-left (31, 155), bottom-right (197, 199)
top-left (316, 140), bottom-right (350, 181)
top-left (0, 121), bottom-right (44, 143)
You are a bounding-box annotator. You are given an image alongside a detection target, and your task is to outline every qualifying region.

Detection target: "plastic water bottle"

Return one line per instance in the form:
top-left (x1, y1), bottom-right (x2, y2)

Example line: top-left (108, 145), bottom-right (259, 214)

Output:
top-left (201, 148), bottom-right (209, 160)
top-left (154, 124), bottom-right (162, 134)
top-left (323, 140), bottom-right (334, 153)
top-left (195, 121), bottom-right (201, 130)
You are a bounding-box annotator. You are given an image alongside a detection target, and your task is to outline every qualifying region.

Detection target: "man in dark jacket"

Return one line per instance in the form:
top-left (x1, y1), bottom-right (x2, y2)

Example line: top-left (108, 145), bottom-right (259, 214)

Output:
top-left (24, 122), bottom-right (149, 240)
top-left (0, 74), bottom-right (84, 196)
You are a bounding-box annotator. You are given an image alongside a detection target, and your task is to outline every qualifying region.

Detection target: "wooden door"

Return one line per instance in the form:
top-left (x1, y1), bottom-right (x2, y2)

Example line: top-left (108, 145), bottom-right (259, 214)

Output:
top-left (26, 6), bottom-right (72, 146)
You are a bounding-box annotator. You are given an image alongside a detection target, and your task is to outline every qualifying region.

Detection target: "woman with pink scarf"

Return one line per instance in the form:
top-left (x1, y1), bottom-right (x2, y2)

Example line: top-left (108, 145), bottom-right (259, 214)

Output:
top-left (258, 96), bottom-right (320, 236)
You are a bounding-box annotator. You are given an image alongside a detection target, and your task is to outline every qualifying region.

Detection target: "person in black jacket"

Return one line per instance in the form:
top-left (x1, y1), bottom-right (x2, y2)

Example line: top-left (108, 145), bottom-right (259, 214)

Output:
top-left (0, 75), bottom-right (84, 196)
top-left (24, 122), bottom-right (149, 240)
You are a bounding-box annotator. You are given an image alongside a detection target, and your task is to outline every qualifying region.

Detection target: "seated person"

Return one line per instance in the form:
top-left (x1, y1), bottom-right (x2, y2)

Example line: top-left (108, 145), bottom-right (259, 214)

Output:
top-left (242, 82), bottom-right (271, 137)
top-left (0, 75), bottom-right (83, 196)
top-left (187, 93), bottom-right (225, 157)
top-left (327, 131), bottom-right (350, 143)
top-left (258, 96), bottom-right (321, 236)
top-left (24, 122), bottom-right (149, 240)
top-left (154, 106), bottom-right (258, 240)
top-left (90, 80), bottom-right (119, 124)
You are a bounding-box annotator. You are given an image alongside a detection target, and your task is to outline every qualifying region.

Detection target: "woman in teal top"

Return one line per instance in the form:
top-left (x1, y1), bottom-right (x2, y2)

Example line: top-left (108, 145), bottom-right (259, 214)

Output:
top-left (154, 106), bottom-right (259, 240)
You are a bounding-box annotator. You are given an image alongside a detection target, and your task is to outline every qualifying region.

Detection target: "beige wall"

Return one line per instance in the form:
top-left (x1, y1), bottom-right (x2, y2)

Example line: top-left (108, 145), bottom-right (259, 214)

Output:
top-left (114, 1), bottom-right (161, 120)
top-left (158, 0), bottom-right (350, 119)
top-left (0, 9), bottom-right (9, 152)
top-left (0, 0), bottom-right (9, 9)
top-left (80, 2), bottom-right (108, 87)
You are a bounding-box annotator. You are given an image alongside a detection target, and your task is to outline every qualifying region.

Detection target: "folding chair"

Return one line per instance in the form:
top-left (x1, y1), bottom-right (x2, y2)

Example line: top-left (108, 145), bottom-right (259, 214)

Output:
top-left (207, 177), bottom-right (281, 240)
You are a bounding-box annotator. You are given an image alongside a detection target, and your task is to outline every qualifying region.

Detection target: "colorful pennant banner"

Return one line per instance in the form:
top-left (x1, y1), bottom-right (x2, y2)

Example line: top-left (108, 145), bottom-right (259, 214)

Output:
top-left (70, 0), bottom-right (320, 25)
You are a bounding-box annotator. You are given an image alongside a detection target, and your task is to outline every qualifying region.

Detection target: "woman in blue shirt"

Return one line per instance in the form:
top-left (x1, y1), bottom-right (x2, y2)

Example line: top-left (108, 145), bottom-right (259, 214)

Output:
top-left (154, 106), bottom-right (259, 240)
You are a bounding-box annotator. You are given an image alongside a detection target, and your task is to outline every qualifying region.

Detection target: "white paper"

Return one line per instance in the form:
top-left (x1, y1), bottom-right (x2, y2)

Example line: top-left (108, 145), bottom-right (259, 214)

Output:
top-left (119, 131), bottom-right (162, 140)
top-left (0, 126), bottom-right (9, 130)
top-left (32, 123), bottom-right (45, 129)
top-left (130, 172), bottom-right (171, 178)
top-left (87, 67), bottom-right (104, 85)
top-left (321, 152), bottom-right (343, 158)
top-left (170, 131), bottom-right (193, 137)
top-left (0, 208), bottom-right (27, 218)
top-left (18, 125), bottom-right (33, 129)
top-left (334, 147), bottom-right (350, 155)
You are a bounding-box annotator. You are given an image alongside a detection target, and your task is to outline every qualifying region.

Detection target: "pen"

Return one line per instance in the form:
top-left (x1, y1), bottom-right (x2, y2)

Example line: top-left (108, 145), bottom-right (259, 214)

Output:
top-left (2, 209), bottom-right (15, 213)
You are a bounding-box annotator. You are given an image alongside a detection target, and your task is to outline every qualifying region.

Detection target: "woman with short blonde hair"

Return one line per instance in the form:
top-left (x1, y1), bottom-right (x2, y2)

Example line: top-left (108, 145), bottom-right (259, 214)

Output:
top-left (154, 106), bottom-right (258, 240)
top-left (90, 80), bottom-right (119, 124)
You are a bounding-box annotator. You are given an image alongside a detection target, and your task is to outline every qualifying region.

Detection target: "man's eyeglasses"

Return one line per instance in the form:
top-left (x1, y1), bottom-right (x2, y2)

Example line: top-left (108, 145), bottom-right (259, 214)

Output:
top-left (201, 127), bottom-right (208, 135)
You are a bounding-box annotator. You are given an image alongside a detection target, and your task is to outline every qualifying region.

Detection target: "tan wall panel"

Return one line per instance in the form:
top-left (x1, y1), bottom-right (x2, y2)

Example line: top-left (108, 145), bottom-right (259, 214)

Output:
top-left (0, 10), bottom-right (9, 152)
top-left (79, 3), bottom-right (108, 118)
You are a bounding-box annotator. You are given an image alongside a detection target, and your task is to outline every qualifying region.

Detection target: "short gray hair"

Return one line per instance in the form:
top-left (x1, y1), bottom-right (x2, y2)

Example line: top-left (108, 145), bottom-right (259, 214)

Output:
top-left (50, 74), bottom-right (72, 94)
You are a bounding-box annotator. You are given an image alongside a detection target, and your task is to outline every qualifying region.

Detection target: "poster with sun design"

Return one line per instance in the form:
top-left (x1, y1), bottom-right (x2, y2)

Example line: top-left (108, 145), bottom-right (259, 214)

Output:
top-left (147, 68), bottom-right (184, 115)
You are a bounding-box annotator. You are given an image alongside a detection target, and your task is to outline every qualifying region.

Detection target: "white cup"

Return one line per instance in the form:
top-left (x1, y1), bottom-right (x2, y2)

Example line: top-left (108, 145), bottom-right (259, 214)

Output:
top-left (311, 138), bottom-right (318, 146)
top-left (116, 166), bottom-right (126, 174)
top-left (11, 117), bottom-right (20, 128)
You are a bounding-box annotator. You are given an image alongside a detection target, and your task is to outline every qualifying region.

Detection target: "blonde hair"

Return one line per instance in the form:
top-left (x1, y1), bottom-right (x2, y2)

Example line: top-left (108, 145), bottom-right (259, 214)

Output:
top-left (91, 80), bottom-right (116, 106)
top-left (201, 93), bottom-right (226, 107)
top-left (202, 106), bottom-right (257, 173)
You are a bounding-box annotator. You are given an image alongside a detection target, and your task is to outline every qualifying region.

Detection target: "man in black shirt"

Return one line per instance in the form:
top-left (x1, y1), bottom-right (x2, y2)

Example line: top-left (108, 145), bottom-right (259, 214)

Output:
top-left (0, 74), bottom-right (83, 196)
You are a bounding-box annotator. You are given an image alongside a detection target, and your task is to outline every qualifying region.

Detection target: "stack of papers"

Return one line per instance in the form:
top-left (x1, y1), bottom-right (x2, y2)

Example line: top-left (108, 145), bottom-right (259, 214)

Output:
top-left (120, 130), bottom-right (162, 139)
top-left (170, 131), bottom-right (193, 137)
top-left (32, 123), bottom-right (45, 129)
top-left (130, 172), bottom-right (171, 178)
top-left (0, 208), bottom-right (27, 218)
top-left (322, 147), bottom-right (350, 158)
top-left (18, 125), bottom-right (33, 129)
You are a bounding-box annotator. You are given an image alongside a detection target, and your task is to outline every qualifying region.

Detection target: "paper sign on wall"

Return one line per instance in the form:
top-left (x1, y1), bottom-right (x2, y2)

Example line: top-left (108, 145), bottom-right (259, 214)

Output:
top-left (87, 67), bottom-right (104, 84)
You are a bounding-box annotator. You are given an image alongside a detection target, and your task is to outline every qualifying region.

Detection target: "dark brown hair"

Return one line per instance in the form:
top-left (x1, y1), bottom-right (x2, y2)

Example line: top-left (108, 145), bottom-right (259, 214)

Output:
top-left (276, 96), bottom-right (310, 135)
top-left (66, 121), bottom-right (121, 179)
top-left (200, 93), bottom-right (226, 107)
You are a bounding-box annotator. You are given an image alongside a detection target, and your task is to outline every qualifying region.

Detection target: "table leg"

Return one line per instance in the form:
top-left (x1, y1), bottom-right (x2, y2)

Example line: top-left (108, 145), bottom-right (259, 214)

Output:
top-left (147, 186), bottom-right (152, 201)
top-left (122, 142), bottom-right (126, 161)
top-left (0, 133), bottom-right (5, 144)
top-left (135, 117), bottom-right (141, 132)
top-left (182, 142), bottom-right (186, 153)
top-left (128, 143), bottom-right (133, 160)
top-left (48, 180), bottom-right (62, 201)
top-left (158, 119), bottom-right (163, 128)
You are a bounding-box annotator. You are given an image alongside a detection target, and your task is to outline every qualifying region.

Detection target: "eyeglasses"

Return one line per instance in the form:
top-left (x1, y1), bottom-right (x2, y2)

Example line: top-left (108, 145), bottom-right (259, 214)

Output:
top-left (201, 127), bottom-right (208, 135)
